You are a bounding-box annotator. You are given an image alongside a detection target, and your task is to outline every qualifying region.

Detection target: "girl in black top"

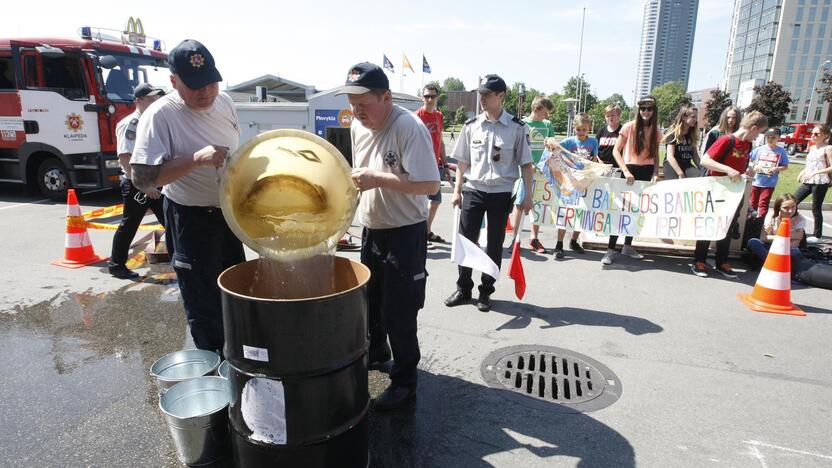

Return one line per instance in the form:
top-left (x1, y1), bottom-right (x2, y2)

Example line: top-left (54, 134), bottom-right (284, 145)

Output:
top-left (663, 105), bottom-right (701, 179)
top-left (596, 104), bottom-right (623, 167)
top-left (702, 106), bottom-right (740, 154)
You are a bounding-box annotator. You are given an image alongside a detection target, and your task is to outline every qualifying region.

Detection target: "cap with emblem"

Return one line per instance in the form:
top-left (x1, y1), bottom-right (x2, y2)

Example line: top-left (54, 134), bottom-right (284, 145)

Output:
top-left (168, 39), bottom-right (222, 90)
top-left (335, 62), bottom-right (389, 95)
top-left (765, 127), bottom-right (782, 136)
top-left (476, 74), bottom-right (507, 94)
top-left (133, 83), bottom-right (165, 98)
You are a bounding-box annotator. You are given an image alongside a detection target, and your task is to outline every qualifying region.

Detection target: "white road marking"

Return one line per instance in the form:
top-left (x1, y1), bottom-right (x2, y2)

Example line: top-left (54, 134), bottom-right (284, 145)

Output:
top-left (747, 445), bottom-right (769, 468)
top-left (744, 440), bottom-right (832, 460)
top-left (0, 199), bottom-right (49, 210)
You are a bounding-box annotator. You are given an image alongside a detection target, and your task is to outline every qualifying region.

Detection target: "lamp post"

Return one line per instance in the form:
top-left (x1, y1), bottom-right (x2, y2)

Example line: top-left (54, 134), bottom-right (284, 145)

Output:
top-left (563, 97), bottom-right (579, 136)
top-left (805, 59), bottom-right (831, 124)
top-left (518, 83), bottom-right (526, 118)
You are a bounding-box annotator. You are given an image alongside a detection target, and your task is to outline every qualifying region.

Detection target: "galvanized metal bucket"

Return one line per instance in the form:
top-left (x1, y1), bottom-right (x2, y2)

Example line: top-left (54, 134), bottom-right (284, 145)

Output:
top-left (217, 360), bottom-right (230, 380)
top-left (159, 376), bottom-right (232, 466)
top-left (150, 349), bottom-right (221, 393)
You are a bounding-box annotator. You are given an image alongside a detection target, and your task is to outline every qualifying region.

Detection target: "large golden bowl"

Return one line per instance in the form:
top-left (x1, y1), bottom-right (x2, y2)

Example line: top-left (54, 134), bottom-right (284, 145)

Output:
top-left (220, 129), bottom-right (358, 261)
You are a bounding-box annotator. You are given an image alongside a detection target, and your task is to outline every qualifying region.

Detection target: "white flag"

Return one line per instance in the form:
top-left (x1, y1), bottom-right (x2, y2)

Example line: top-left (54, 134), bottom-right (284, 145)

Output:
top-left (451, 207), bottom-right (500, 280)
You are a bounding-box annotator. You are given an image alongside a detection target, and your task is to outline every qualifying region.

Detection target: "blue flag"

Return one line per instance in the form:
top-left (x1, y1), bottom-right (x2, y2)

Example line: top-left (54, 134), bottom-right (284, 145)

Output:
top-left (422, 55), bottom-right (431, 73)
top-left (383, 54), bottom-right (394, 73)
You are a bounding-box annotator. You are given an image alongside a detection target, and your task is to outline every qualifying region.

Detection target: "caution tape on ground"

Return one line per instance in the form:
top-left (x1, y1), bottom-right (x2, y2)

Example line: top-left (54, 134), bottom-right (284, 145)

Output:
top-left (68, 216), bottom-right (164, 231)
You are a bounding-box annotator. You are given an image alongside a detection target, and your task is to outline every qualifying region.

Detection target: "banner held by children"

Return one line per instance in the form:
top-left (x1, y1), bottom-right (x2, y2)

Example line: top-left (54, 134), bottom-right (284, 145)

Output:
top-left (532, 149), bottom-right (746, 241)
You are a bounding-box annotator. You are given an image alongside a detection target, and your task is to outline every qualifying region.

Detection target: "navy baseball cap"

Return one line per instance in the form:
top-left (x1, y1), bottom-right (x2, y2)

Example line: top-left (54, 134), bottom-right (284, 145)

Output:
top-left (133, 83), bottom-right (164, 98)
top-left (168, 39), bottom-right (222, 90)
top-left (476, 74), bottom-right (507, 94)
top-left (336, 62), bottom-right (389, 95)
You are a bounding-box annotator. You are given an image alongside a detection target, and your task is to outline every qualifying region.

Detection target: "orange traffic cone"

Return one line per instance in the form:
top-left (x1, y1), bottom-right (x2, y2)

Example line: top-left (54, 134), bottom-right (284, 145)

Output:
top-left (52, 189), bottom-right (107, 269)
top-left (738, 217), bottom-right (804, 316)
top-left (505, 218), bottom-right (513, 232)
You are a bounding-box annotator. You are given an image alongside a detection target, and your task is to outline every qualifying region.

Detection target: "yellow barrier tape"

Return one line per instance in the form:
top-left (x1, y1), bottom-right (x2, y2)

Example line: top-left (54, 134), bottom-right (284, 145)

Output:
top-left (67, 216), bottom-right (164, 231)
top-left (82, 204), bottom-right (124, 220)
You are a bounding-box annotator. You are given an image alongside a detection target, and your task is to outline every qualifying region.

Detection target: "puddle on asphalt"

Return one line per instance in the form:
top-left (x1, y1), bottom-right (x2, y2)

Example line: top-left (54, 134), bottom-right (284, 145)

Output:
top-left (0, 282), bottom-right (188, 465)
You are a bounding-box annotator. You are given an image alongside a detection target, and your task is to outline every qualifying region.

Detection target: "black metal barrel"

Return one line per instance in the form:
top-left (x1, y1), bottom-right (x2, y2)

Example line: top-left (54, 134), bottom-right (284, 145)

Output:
top-left (218, 257), bottom-right (370, 467)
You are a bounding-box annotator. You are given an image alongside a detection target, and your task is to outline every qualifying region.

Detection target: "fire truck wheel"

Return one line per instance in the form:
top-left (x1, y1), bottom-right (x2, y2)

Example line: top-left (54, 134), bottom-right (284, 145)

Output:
top-left (788, 144), bottom-right (798, 155)
top-left (37, 158), bottom-right (70, 200)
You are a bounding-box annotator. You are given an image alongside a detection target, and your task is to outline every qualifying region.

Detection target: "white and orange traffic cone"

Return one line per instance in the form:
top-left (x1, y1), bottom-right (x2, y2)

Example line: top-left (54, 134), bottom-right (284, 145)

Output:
top-left (738, 217), bottom-right (804, 316)
top-left (51, 189), bottom-right (107, 269)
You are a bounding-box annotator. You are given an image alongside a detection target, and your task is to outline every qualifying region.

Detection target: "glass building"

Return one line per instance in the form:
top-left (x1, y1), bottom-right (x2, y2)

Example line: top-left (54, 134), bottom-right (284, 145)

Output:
top-left (723, 0), bottom-right (832, 123)
top-left (635, 0), bottom-right (700, 101)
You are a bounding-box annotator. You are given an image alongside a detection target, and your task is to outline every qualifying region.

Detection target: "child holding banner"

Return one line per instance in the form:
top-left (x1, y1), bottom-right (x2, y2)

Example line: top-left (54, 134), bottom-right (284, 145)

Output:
top-left (604, 96), bottom-right (663, 265)
top-left (692, 111), bottom-right (768, 278)
top-left (662, 105), bottom-right (701, 180)
top-left (748, 127), bottom-right (789, 219)
top-left (596, 104), bottom-right (623, 169)
top-left (553, 113), bottom-right (599, 259)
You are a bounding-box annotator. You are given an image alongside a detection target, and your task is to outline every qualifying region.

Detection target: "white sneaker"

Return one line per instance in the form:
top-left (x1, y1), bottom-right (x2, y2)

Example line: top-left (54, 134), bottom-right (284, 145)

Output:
top-left (601, 249), bottom-right (615, 265)
top-left (807, 236), bottom-right (820, 244)
top-left (621, 245), bottom-right (644, 259)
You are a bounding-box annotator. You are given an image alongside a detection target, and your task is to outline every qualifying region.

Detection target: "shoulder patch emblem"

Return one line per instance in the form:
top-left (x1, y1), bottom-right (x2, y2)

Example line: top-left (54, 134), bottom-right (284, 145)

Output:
top-left (126, 129), bottom-right (136, 141)
top-left (383, 150), bottom-right (400, 169)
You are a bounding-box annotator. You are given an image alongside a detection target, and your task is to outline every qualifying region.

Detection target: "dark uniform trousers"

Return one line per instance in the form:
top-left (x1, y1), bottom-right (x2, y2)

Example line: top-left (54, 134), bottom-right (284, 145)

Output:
top-left (457, 190), bottom-right (513, 296)
top-left (109, 178), bottom-right (166, 268)
top-left (361, 221), bottom-right (427, 389)
top-left (164, 198), bottom-right (245, 352)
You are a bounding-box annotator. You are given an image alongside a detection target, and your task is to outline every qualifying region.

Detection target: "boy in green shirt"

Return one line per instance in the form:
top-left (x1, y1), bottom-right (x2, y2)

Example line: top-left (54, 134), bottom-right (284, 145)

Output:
top-left (510, 96), bottom-right (554, 253)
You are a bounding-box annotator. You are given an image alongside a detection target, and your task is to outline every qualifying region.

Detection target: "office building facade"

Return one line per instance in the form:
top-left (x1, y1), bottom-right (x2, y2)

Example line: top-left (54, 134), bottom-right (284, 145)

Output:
top-left (635, 0), bottom-right (700, 101)
top-left (723, 0), bottom-right (832, 123)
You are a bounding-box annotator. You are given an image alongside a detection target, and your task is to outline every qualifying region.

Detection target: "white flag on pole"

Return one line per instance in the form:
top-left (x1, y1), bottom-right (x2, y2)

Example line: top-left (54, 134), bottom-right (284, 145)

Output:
top-left (451, 206), bottom-right (500, 280)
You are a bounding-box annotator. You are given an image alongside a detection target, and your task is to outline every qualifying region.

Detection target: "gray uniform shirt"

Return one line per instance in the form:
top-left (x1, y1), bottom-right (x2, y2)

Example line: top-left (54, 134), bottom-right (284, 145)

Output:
top-left (130, 91), bottom-right (239, 207)
top-left (352, 105), bottom-right (439, 230)
top-left (451, 110), bottom-right (532, 193)
top-left (115, 110), bottom-right (140, 180)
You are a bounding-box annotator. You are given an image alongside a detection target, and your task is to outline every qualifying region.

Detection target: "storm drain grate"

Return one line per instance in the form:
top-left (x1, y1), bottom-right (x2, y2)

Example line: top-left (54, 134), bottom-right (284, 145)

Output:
top-left (481, 345), bottom-right (622, 412)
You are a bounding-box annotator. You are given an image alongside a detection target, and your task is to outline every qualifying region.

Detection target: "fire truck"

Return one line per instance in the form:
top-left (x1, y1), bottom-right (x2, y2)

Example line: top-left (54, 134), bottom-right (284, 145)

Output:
top-left (0, 19), bottom-right (169, 199)
top-left (779, 122), bottom-right (816, 155)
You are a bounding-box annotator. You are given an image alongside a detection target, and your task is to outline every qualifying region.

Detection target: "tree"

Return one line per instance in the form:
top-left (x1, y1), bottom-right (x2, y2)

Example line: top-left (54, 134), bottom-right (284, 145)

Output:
top-left (455, 106), bottom-right (467, 125)
top-left (746, 81), bottom-right (792, 128)
top-left (650, 81), bottom-right (689, 127)
top-left (587, 93), bottom-right (631, 131)
top-left (704, 89), bottom-right (732, 129)
top-left (562, 76), bottom-right (598, 114)
top-left (503, 82), bottom-right (545, 118)
top-left (443, 77), bottom-right (466, 92)
top-left (547, 93), bottom-right (569, 133)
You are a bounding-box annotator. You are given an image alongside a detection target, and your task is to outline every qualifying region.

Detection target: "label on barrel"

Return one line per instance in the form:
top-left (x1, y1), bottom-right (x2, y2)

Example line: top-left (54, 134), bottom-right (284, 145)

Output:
top-left (243, 377), bottom-right (287, 445)
top-left (243, 345), bottom-right (270, 362)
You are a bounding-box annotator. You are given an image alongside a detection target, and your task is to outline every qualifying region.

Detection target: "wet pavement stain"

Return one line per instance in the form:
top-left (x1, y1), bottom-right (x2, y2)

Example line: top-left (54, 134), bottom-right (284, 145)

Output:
top-left (0, 284), bottom-right (187, 467)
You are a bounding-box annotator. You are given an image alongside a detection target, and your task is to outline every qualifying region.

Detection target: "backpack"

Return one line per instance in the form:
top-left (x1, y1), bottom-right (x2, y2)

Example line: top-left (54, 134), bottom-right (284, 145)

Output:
top-left (700, 135), bottom-right (736, 177)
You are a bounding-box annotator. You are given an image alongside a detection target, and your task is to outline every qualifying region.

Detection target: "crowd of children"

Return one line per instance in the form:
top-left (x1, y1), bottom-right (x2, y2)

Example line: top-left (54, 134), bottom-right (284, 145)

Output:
top-left (502, 99), bottom-right (831, 279)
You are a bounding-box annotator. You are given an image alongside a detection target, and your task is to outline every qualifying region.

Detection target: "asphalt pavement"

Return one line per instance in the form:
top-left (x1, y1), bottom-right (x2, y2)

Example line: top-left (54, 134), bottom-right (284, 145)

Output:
top-left (0, 183), bottom-right (831, 468)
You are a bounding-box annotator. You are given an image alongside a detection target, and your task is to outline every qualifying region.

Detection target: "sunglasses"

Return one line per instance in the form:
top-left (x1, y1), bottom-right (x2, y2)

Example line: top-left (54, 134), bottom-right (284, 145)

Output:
top-left (493, 145), bottom-right (501, 162)
top-left (639, 106), bottom-right (655, 111)
top-left (423, 95), bottom-right (437, 99)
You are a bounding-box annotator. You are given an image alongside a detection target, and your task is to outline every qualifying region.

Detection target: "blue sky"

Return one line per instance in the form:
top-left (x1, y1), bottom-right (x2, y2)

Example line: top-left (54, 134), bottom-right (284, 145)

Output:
top-left (7, 0), bottom-right (732, 104)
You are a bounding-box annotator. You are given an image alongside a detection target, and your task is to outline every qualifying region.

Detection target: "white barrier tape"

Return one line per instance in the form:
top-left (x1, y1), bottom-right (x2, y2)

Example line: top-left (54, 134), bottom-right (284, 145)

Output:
top-left (756, 269), bottom-right (791, 291)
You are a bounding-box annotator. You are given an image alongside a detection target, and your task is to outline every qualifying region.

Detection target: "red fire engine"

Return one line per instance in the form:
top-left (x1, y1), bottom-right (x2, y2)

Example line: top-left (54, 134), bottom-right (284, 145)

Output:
top-left (779, 122), bottom-right (816, 155)
top-left (0, 18), bottom-right (169, 199)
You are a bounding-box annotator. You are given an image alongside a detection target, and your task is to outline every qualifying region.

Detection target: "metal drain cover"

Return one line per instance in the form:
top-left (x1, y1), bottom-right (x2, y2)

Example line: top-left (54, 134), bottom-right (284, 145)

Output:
top-left (481, 345), bottom-right (622, 413)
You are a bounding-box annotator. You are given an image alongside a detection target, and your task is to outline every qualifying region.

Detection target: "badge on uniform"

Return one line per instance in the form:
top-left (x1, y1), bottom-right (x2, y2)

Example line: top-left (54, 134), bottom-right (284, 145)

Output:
top-left (526, 133), bottom-right (531, 145)
top-left (126, 130), bottom-right (136, 140)
top-left (384, 150), bottom-right (400, 169)
top-left (472, 139), bottom-right (482, 145)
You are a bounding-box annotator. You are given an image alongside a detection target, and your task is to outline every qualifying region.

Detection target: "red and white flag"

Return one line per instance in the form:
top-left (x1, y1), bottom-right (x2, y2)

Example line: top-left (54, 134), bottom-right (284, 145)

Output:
top-left (451, 207), bottom-right (499, 280)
